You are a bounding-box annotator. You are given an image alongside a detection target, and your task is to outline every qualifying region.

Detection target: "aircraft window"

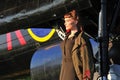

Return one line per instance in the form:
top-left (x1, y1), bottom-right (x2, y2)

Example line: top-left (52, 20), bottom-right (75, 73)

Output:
top-left (30, 43), bottom-right (62, 80)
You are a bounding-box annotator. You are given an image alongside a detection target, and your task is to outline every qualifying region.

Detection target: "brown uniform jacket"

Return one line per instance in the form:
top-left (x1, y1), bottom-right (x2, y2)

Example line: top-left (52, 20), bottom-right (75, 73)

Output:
top-left (60, 33), bottom-right (77, 80)
top-left (72, 32), bottom-right (94, 80)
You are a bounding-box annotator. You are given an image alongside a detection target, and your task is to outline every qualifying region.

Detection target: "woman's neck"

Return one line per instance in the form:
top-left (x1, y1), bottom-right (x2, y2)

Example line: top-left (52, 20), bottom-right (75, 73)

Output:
top-left (71, 29), bottom-right (78, 35)
top-left (68, 29), bottom-right (78, 38)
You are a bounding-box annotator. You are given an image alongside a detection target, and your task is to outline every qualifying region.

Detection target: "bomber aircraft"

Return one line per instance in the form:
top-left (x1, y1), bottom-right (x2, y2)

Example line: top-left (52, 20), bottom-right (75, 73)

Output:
top-left (0, 0), bottom-right (120, 79)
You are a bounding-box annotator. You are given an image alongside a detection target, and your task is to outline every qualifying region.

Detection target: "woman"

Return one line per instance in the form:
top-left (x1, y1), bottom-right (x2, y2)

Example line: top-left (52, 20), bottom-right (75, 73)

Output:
top-left (59, 10), bottom-right (94, 80)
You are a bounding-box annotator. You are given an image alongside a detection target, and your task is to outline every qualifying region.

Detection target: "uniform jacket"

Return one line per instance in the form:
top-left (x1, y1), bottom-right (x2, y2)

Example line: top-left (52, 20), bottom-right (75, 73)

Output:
top-left (60, 32), bottom-right (77, 80)
top-left (72, 32), bottom-right (94, 80)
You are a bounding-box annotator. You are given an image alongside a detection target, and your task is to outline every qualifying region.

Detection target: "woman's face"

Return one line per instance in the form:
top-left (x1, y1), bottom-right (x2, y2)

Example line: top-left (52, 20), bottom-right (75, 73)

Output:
top-left (64, 17), bottom-right (77, 30)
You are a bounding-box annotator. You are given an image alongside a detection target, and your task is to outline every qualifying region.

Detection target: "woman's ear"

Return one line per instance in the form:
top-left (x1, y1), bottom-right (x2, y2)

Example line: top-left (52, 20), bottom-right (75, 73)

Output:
top-left (77, 16), bottom-right (79, 20)
top-left (75, 20), bottom-right (78, 24)
top-left (75, 16), bottom-right (79, 24)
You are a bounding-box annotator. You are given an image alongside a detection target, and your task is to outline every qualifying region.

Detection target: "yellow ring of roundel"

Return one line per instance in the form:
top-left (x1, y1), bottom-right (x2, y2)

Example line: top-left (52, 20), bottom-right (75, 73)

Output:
top-left (27, 28), bottom-right (55, 42)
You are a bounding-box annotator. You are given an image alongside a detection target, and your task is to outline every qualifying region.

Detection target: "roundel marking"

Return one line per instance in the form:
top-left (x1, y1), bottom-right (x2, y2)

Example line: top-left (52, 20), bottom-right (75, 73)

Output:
top-left (27, 28), bottom-right (55, 42)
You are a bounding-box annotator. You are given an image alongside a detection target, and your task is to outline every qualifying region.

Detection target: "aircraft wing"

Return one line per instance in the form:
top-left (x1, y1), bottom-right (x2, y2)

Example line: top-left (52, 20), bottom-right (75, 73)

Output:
top-left (0, 0), bottom-right (119, 35)
top-left (0, 0), bottom-right (95, 34)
